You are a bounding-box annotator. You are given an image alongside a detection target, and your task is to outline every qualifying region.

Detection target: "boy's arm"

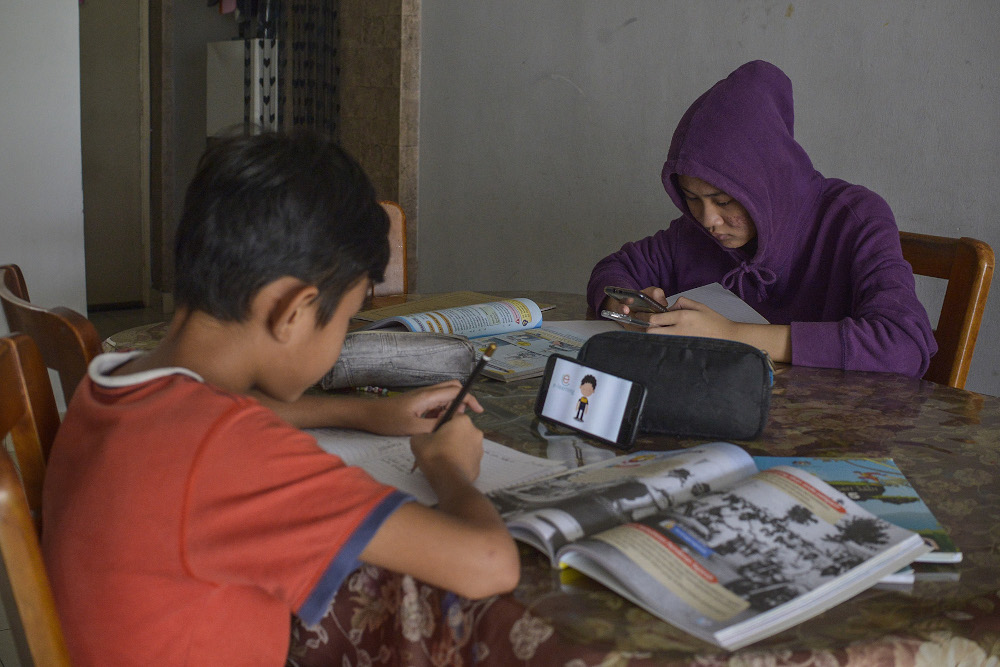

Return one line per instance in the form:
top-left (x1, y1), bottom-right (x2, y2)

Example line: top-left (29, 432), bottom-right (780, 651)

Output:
top-left (358, 415), bottom-right (520, 599)
top-left (252, 380), bottom-right (483, 434)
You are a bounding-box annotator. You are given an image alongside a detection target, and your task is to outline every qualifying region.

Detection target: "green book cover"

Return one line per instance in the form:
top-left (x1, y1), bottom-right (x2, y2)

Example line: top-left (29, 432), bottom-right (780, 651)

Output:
top-left (752, 456), bottom-right (960, 564)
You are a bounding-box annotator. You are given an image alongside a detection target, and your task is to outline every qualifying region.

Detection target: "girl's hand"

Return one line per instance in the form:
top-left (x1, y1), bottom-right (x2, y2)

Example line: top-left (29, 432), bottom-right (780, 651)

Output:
top-left (646, 298), bottom-right (792, 362)
top-left (603, 287), bottom-right (668, 330)
top-left (646, 296), bottom-right (740, 340)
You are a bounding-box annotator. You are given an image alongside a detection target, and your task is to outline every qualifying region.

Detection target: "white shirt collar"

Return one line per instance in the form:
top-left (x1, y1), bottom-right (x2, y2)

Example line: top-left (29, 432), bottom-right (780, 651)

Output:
top-left (88, 352), bottom-right (204, 388)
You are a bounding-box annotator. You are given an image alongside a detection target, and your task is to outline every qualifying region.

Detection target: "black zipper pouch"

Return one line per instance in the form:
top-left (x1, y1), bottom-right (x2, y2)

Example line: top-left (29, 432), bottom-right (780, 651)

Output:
top-left (577, 331), bottom-right (773, 440)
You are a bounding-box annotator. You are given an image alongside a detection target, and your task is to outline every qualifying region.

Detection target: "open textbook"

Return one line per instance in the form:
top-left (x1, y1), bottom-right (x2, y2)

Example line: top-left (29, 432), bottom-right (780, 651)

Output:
top-left (488, 443), bottom-right (930, 650)
top-left (358, 294), bottom-right (618, 381)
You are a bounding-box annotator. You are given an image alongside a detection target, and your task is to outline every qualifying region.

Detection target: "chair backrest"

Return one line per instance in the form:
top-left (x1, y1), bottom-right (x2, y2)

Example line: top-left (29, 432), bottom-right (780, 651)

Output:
top-left (0, 333), bottom-right (59, 522)
top-left (0, 333), bottom-right (71, 666)
top-left (373, 201), bottom-right (409, 296)
top-left (900, 231), bottom-right (995, 389)
top-left (1, 264), bottom-right (30, 301)
top-left (0, 265), bottom-right (102, 402)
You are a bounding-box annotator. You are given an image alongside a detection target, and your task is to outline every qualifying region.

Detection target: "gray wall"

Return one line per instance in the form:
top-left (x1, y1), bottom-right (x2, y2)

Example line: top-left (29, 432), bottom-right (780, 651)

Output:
top-left (0, 1), bottom-right (86, 317)
top-left (418, 1), bottom-right (1000, 396)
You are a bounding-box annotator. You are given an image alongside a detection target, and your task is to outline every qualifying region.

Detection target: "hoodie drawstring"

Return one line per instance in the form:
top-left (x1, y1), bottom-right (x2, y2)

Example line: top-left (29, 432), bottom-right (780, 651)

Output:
top-left (721, 262), bottom-right (777, 302)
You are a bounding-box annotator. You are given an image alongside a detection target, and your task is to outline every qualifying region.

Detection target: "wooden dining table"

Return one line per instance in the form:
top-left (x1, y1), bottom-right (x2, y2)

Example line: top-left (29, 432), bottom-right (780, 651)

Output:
top-left (103, 291), bottom-right (1000, 666)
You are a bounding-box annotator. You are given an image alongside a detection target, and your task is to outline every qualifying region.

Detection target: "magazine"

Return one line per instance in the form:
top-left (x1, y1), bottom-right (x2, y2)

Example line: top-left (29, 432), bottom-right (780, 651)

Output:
top-left (753, 456), bottom-right (960, 564)
top-left (488, 443), bottom-right (931, 650)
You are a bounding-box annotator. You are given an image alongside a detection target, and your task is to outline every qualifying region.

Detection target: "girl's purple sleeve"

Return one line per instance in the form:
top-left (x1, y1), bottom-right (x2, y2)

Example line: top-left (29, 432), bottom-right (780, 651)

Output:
top-left (790, 221), bottom-right (937, 378)
top-left (587, 230), bottom-right (674, 315)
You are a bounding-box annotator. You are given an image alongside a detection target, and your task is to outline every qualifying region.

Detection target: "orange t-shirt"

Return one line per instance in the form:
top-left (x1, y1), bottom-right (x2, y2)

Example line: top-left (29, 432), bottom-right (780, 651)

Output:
top-left (42, 354), bottom-right (410, 666)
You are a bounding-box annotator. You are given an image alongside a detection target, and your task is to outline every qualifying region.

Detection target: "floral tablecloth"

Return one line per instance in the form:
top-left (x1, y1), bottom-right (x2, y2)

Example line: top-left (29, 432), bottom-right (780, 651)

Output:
top-left (287, 361), bottom-right (1000, 666)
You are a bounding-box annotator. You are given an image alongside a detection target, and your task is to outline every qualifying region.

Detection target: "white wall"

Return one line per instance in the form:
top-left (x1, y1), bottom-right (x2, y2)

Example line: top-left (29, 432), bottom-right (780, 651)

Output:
top-left (419, 1), bottom-right (1000, 396)
top-left (0, 1), bottom-right (86, 320)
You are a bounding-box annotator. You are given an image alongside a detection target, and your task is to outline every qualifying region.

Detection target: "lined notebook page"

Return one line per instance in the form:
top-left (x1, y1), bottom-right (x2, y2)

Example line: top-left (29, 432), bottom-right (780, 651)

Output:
top-left (310, 428), bottom-right (566, 505)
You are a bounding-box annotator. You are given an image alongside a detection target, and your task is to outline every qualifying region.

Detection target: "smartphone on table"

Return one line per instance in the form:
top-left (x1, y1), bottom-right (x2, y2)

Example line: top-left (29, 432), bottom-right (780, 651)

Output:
top-left (603, 286), bottom-right (669, 313)
top-left (534, 354), bottom-right (647, 450)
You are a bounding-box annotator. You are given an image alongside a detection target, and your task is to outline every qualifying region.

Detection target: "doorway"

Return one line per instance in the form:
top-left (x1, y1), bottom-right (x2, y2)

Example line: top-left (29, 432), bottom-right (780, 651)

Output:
top-left (79, 0), bottom-right (149, 310)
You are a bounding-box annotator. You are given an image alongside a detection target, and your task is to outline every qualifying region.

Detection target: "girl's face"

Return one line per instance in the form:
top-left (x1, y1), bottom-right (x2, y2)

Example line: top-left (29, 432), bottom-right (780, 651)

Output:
top-left (677, 175), bottom-right (757, 249)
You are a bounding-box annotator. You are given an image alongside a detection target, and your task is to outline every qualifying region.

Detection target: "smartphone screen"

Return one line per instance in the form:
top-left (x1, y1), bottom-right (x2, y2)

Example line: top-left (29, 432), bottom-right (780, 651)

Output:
top-left (535, 355), bottom-right (646, 449)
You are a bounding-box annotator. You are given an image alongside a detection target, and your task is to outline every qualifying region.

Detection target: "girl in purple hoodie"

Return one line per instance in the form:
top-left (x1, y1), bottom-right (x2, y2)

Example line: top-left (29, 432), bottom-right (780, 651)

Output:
top-left (588, 60), bottom-right (936, 377)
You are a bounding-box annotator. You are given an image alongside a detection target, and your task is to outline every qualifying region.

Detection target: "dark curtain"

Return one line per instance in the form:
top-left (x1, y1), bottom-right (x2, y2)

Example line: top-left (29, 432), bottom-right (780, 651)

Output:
top-left (235, 0), bottom-right (340, 136)
top-left (237, 0), bottom-right (281, 132)
top-left (278, 1), bottom-right (341, 137)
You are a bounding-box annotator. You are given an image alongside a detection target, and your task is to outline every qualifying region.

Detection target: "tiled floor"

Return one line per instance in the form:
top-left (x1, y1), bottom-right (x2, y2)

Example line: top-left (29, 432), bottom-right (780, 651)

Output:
top-left (0, 601), bottom-right (17, 667)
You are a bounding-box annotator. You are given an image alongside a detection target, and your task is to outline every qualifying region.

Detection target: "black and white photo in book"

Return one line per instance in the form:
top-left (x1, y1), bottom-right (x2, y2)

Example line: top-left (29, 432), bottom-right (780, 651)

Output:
top-left (490, 442), bottom-right (756, 561)
top-left (488, 443), bottom-right (931, 650)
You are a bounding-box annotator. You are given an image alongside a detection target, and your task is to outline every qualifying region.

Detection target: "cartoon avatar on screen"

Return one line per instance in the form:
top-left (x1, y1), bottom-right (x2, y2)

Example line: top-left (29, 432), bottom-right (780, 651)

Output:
top-left (574, 374), bottom-right (597, 422)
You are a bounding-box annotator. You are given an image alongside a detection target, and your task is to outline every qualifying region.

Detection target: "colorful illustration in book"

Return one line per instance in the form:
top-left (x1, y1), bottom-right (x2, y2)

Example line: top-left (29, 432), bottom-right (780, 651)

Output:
top-left (753, 456), bottom-right (960, 562)
top-left (575, 375), bottom-right (597, 422)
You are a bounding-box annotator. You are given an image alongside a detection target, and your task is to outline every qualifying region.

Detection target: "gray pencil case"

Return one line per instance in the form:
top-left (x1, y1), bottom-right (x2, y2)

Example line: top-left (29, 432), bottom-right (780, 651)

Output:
top-left (319, 331), bottom-right (477, 390)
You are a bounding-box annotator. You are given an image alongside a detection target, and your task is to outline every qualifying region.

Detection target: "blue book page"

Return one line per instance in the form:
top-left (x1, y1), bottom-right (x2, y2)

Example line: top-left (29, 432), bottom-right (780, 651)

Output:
top-left (362, 298), bottom-right (544, 338)
top-left (752, 457), bottom-right (960, 563)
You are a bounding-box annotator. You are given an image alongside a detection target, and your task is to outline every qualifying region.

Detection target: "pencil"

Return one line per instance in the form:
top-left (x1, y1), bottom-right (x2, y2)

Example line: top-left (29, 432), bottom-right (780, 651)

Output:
top-left (410, 343), bottom-right (497, 473)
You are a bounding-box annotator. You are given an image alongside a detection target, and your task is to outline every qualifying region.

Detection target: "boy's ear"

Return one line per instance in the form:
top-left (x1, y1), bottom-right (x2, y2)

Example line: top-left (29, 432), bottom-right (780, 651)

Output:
top-left (261, 278), bottom-right (320, 343)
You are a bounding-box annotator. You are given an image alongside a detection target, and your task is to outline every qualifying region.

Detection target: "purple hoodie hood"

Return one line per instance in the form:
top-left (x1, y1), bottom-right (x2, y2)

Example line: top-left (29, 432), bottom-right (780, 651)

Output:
top-left (661, 60), bottom-right (824, 301)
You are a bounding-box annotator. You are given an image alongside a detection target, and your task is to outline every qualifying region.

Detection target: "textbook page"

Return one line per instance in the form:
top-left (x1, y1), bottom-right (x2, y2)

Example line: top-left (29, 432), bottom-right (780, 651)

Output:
top-left (556, 465), bottom-right (930, 650)
top-left (361, 298), bottom-right (544, 338)
top-left (490, 443), bottom-right (758, 562)
top-left (476, 320), bottom-right (619, 382)
top-left (310, 428), bottom-right (566, 505)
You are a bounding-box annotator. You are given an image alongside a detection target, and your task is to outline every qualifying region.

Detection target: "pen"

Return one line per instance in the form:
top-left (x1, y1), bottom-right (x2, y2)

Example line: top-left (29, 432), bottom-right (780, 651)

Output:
top-left (410, 343), bottom-right (497, 473)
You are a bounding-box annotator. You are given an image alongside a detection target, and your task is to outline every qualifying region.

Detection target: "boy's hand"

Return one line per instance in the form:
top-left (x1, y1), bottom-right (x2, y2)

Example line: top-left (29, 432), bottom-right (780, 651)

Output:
top-left (410, 414), bottom-right (484, 483)
top-left (360, 381), bottom-right (484, 436)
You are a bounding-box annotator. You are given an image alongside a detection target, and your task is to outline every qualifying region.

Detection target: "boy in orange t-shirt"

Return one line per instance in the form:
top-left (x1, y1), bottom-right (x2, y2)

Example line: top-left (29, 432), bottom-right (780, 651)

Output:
top-left (42, 131), bottom-right (519, 666)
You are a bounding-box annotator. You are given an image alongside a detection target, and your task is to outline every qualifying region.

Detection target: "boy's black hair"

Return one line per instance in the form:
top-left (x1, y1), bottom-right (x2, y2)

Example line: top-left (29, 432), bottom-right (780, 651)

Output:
top-left (581, 375), bottom-right (597, 389)
top-left (174, 130), bottom-right (389, 326)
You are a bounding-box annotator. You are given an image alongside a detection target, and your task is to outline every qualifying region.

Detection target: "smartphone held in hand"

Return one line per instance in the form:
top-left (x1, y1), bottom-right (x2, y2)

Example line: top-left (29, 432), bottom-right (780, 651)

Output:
top-left (601, 310), bottom-right (652, 328)
top-left (534, 354), bottom-right (646, 450)
top-left (603, 286), bottom-right (668, 313)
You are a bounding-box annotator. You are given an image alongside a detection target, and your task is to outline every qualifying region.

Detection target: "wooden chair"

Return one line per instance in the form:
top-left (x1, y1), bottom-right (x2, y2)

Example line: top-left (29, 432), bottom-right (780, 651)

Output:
top-left (900, 231), bottom-right (995, 389)
top-left (0, 333), bottom-right (71, 665)
top-left (373, 201), bottom-right (409, 296)
top-left (0, 333), bottom-right (58, 520)
top-left (1, 264), bottom-right (30, 301)
top-left (0, 264), bottom-right (102, 403)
